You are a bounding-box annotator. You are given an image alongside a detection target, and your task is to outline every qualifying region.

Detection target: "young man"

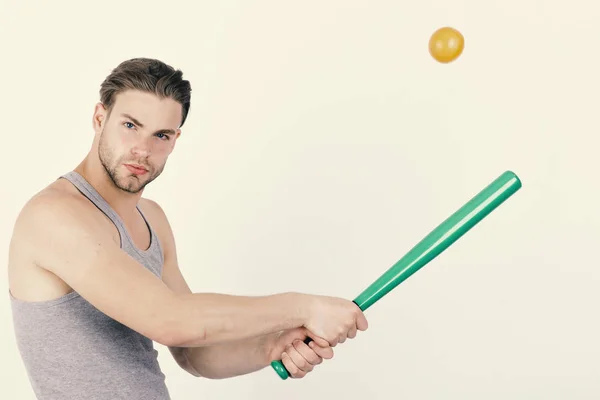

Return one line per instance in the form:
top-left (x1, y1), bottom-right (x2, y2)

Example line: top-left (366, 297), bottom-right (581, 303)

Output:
top-left (8, 58), bottom-right (368, 399)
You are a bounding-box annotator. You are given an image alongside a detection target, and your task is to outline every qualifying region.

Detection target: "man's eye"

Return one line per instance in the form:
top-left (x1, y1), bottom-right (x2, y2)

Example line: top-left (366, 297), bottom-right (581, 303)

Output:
top-left (156, 133), bottom-right (169, 140)
top-left (124, 122), bottom-right (135, 129)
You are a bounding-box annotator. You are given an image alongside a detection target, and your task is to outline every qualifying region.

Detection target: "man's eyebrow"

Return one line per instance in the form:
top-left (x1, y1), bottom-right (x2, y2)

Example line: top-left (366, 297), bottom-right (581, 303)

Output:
top-left (122, 113), bottom-right (145, 127)
top-left (121, 113), bottom-right (177, 135)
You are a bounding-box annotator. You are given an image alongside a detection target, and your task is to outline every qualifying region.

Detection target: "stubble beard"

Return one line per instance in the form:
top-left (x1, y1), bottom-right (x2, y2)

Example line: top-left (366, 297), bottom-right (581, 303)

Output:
top-left (97, 130), bottom-right (163, 194)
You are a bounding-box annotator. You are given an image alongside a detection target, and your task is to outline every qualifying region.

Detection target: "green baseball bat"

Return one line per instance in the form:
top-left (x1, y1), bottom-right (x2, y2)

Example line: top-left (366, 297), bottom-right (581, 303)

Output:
top-left (270, 170), bottom-right (522, 380)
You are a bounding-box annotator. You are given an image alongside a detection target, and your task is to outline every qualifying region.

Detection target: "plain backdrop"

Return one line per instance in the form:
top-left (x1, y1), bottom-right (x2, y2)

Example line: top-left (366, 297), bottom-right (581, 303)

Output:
top-left (1, 1), bottom-right (599, 399)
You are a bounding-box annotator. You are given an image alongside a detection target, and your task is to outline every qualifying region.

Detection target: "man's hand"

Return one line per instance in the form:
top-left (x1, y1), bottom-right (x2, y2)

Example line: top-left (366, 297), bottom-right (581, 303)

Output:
top-left (302, 294), bottom-right (368, 348)
top-left (268, 328), bottom-right (334, 379)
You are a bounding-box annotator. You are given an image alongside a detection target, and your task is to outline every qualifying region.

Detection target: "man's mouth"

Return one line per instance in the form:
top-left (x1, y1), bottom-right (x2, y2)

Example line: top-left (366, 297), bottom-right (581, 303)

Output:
top-left (124, 163), bottom-right (148, 175)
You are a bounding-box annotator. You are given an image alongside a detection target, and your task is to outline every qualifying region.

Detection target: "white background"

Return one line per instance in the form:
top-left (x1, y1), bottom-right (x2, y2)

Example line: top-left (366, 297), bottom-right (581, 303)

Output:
top-left (1, 1), bottom-right (598, 398)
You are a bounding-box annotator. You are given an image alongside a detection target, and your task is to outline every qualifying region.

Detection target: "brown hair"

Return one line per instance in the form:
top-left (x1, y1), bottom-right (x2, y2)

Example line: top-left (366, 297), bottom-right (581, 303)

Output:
top-left (99, 58), bottom-right (192, 127)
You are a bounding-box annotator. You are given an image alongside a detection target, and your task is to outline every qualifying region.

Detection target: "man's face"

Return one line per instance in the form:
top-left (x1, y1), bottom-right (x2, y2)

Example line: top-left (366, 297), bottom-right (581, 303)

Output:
top-left (95, 90), bottom-right (182, 194)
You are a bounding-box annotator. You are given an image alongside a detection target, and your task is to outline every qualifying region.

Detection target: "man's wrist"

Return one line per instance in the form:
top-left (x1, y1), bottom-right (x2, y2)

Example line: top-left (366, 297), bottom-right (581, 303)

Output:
top-left (260, 331), bottom-right (281, 364)
top-left (280, 291), bottom-right (310, 328)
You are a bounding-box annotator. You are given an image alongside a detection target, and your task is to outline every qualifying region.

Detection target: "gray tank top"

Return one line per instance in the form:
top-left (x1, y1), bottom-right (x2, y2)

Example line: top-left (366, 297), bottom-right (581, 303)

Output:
top-left (10, 171), bottom-right (172, 400)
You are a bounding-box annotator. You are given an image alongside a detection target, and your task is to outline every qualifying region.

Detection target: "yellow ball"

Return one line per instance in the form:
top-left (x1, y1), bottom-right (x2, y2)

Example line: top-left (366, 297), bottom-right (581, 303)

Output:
top-left (429, 27), bottom-right (464, 63)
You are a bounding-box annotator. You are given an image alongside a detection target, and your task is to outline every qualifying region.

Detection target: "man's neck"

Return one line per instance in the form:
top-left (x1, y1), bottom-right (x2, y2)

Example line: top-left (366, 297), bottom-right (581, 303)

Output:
top-left (73, 158), bottom-right (143, 223)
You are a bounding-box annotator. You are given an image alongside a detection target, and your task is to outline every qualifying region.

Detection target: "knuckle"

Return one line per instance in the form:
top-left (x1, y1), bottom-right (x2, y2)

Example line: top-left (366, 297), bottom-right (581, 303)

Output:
top-left (293, 371), bottom-right (306, 379)
top-left (287, 363), bottom-right (299, 374)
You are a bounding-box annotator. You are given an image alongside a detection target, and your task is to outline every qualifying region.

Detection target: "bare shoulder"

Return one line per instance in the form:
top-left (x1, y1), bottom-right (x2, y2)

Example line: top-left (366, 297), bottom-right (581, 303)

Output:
top-left (138, 197), bottom-right (169, 226)
top-left (137, 197), bottom-right (175, 244)
top-left (8, 179), bottom-right (118, 301)
top-left (12, 179), bottom-right (110, 244)
top-left (137, 198), bottom-right (191, 296)
top-left (13, 182), bottom-right (79, 248)
top-left (136, 197), bottom-right (180, 276)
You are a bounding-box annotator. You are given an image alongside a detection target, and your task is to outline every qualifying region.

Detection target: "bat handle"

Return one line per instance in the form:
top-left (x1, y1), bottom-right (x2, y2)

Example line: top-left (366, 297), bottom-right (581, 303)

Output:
top-left (270, 337), bottom-right (313, 380)
top-left (270, 301), bottom-right (361, 379)
top-left (270, 359), bottom-right (289, 380)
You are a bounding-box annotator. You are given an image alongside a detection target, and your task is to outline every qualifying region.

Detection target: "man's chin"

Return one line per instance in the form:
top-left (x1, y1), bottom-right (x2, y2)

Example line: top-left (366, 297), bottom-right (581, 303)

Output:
top-left (113, 175), bottom-right (149, 194)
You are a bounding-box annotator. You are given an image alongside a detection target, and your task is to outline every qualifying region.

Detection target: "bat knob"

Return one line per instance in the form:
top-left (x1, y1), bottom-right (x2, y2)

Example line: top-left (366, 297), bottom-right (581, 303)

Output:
top-left (270, 360), bottom-right (290, 380)
top-left (271, 337), bottom-right (312, 379)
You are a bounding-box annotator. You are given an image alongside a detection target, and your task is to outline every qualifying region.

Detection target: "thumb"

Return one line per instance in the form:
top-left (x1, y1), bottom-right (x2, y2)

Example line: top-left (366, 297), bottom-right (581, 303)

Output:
top-left (303, 329), bottom-right (330, 348)
top-left (356, 311), bottom-right (368, 331)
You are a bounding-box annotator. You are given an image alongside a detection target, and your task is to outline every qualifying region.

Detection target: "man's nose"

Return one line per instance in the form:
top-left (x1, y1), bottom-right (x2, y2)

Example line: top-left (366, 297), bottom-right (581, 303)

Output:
top-left (131, 137), bottom-right (152, 157)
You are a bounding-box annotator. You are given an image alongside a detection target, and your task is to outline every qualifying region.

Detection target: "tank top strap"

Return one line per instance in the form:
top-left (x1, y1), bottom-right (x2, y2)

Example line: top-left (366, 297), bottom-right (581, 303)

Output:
top-left (60, 171), bottom-right (130, 246)
top-left (59, 171), bottom-right (164, 274)
top-left (59, 171), bottom-right (162, 263)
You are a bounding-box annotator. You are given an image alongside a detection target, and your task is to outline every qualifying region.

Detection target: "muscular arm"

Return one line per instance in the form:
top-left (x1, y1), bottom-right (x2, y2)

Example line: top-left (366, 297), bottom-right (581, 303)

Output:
top-left (164, 266), bottom-right (279, 379)
top-left (143, 199), bottom-right (284, 379)
top-left (16, 191), bottom-right (308, 348)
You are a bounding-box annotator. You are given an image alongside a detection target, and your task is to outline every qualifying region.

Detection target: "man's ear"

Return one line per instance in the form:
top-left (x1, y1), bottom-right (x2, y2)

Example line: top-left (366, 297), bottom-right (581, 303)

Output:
top-left (169, 129), bottom-right (182, 151)
top-left (92, 102), bottom-right (107, 132)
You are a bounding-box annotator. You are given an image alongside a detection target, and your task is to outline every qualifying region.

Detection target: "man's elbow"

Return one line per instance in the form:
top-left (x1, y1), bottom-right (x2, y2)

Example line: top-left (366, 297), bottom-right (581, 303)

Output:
top-left (169, 347), bottom-right (203, 378)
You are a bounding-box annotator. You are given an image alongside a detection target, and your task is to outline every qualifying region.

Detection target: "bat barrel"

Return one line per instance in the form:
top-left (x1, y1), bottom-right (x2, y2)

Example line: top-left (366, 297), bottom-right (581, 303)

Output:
top-left (352, 170), bottom-right (521, 311)
top-left (271, 170), bottom-right (522, 380)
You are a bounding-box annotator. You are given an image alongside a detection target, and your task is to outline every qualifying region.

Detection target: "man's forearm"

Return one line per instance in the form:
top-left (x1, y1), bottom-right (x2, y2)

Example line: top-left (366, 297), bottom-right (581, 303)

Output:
top-left (165, 292), bottom-right (307, 347)
top-left (175, 334), bottom-right (276, 379)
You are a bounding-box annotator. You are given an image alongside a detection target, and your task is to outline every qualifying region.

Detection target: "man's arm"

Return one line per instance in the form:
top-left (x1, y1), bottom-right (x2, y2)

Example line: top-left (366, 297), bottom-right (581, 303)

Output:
top-left (144, 199), bottom-right (332, 379)
top-left (17, 190), bottom-right (309, 348)
top-left (149, 205), bottom-right (272, 378)
top-left (161, 259), bottom-right (276, 378)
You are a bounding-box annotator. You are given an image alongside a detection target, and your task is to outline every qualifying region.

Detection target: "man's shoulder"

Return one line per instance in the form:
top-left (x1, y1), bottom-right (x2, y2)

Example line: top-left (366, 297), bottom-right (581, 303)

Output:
top-left (137, 197), bottom-right (176, 249)
top-left (13, 180), bottom-right (104, 242)
top-left (138, 197), bottom-right (169, 227)
top-left (138, 197), bottom-right (165, 216)
top-left (9, 180), bottom-right (111, 275)
top-left (18, 180), bottom-right (92, 222)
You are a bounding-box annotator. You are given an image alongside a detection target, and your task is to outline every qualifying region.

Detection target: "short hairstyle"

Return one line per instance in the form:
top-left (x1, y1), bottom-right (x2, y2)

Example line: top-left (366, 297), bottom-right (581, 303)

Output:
top-left (99, 58), bottom-right (192, 127)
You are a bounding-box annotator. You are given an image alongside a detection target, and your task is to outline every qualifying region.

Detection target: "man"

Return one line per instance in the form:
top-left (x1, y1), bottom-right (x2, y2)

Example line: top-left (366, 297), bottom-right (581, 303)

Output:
top-left (8, 58), bottom-right (368, 399)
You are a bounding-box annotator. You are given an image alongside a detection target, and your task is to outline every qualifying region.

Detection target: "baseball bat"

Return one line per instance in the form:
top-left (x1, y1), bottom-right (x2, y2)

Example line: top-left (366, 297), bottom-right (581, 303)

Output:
top-left (270, 170), bottom-right (522, 380)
